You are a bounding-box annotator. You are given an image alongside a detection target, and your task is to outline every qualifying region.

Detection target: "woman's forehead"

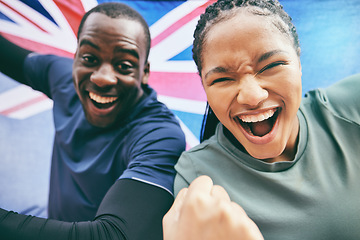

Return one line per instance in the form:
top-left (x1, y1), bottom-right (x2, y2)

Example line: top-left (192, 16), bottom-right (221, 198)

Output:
top-left (205, 13), bottom-right (291, 52)
top-left (201, 13), bottom-right (298, 76)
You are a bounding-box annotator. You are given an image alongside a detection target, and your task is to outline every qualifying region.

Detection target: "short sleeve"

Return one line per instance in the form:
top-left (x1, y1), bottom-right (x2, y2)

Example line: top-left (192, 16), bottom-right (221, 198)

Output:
top-left (173, 152), bottom-right (198, 196)
top-left (119, 121), bottom-right (185, 195)
top-left (24, 54), bottom-right (73, 99)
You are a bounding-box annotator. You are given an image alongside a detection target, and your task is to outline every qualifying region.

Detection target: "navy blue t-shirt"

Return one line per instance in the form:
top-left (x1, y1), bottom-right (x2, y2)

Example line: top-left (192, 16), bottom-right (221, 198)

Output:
top-left (24, 54), bottom-right (185, 221)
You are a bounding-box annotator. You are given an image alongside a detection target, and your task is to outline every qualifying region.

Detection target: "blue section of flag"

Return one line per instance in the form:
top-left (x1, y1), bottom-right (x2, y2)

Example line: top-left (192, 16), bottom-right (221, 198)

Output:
top-left (98, 0), bottom-right (185, 26)
top-left (0, 11), bottom-right (14, 22)
top-left (19, 0), bottom-right (57, 25)
top-left (170, 45), bottom-right (193, 61)
top-left (173, 110), bottom-right (203, 140)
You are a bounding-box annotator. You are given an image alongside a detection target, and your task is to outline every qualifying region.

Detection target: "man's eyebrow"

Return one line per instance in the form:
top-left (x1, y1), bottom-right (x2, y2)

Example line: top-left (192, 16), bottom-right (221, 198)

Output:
top-left (79, 39), bottom-right (99, 50)
top-left (78, 39), bottom-right (140, 59)
top-left (257, 49), bottom-right (285, 63)
top-left (115, 47), bottom-right (139, 60)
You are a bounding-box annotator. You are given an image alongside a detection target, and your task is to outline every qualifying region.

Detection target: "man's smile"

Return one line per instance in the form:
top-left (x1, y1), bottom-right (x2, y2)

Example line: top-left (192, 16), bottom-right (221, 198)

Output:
top-left (89, 92), bottom-right (118, 104)
top-left (88, 92), bottom-right (119, 109)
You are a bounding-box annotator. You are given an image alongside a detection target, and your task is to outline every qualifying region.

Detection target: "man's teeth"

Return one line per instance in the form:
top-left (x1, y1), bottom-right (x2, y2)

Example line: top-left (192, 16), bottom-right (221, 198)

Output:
top-left (239, 109), bottom-right (276, 123)
top-left (89, 92), bottom-right (118, 104)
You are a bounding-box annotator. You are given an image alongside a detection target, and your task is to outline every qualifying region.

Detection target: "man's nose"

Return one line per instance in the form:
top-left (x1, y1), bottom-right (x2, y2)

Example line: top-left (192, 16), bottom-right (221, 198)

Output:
top-left (236, 76), bottom-right (268, 107)
top-left (90, 63), bottom-right (117, 88)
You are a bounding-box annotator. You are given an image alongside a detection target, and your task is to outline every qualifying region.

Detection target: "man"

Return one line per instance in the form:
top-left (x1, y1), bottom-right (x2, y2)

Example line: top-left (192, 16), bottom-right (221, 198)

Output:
top-left (0, 2), bottom-right (185, 239)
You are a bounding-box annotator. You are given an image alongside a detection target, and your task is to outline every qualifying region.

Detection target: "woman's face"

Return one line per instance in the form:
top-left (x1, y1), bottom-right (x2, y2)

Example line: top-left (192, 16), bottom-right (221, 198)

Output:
top-left (201, 11), bottom-right (302, 162)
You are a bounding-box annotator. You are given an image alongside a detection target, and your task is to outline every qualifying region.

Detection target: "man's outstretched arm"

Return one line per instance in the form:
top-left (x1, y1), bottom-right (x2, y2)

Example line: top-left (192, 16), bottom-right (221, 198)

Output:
top-left (1, 179), bottom-right (173, 240)
top-left (0, 35), bottom-right (32, 85)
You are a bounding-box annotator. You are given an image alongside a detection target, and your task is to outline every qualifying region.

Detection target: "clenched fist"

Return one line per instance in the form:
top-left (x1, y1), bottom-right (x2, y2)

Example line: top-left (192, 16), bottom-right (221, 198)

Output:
top-left (163, 175), bottom-right (264, 240)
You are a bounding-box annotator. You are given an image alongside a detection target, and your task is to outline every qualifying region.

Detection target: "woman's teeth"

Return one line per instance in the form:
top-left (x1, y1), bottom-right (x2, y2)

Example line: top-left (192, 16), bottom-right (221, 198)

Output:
top-left (89, 92), bottom-right (118, 104)
top-left (239, 109), bottom-right (276, 123)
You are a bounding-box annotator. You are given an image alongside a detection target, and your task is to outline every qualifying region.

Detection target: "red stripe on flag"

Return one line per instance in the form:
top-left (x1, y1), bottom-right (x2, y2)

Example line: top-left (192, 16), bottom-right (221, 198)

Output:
top-left (148, 72), bottom-right (206, 101)
top-left (151, 1), bottom-right (214, 47)
top-left (0, 94), bottom-right (49, 115)
top-left (53, 0), bottom-right (85, 37)
top-left (2, 34), bottom-right (74, 57)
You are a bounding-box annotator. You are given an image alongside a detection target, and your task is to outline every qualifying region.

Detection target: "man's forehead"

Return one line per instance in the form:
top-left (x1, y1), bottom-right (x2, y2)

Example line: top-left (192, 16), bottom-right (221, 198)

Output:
top-left (82, 13), bottom-right (146, 40)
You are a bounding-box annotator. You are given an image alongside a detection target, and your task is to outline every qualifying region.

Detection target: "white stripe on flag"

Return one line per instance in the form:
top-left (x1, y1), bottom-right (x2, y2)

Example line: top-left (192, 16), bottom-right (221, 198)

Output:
top-left (150, 0), bottom-right (209, 38)
top-left (7, 100), bottom-right (53, 119)
top-left (0, 85), bottom-right (53, 119)
top-left (158, 95), bottom-right (206, 115)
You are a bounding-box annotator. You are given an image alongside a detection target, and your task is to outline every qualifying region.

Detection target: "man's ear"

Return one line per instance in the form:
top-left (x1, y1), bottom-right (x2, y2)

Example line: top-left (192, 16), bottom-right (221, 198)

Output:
top-left (142, 62), bottom-right (150, 84)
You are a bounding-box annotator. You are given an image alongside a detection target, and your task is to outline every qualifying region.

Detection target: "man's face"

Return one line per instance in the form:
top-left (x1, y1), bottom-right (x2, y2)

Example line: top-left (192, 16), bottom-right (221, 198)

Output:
top-left (73, 13), bottom-right (149, 128)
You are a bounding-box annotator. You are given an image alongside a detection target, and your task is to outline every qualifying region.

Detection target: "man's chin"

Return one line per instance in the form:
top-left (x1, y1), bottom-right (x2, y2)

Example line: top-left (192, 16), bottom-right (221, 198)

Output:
top-left (86, 115), bottom-right (117, 129)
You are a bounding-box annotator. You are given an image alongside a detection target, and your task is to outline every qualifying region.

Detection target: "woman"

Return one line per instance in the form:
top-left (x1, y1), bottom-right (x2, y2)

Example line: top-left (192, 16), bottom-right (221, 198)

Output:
top-left (169, 0), bottom-right (360, 239)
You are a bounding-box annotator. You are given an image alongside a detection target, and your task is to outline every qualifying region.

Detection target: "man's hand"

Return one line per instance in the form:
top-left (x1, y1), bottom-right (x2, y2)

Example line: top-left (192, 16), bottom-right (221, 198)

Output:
top-left (163, 175), bottom-right (264, 240)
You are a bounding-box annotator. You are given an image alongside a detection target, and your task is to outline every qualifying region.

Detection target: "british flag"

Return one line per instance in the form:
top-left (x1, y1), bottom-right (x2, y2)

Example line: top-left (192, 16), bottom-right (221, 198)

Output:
top-left (0, 0), bottom-right (217, 149)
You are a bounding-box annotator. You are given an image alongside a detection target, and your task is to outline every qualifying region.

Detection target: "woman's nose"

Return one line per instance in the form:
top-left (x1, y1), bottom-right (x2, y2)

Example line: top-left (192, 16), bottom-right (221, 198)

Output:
top-left (236, 76), bottom-right (268, 107)
top-left (90, 63), bottom-right (117, 88)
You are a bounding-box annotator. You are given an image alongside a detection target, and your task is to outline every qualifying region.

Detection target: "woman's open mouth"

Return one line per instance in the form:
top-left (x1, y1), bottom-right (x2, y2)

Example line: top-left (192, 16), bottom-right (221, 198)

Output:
top-left (236, 108), bottom-right (279, 137)
top-left (89, 92), bottom-right (118, 109)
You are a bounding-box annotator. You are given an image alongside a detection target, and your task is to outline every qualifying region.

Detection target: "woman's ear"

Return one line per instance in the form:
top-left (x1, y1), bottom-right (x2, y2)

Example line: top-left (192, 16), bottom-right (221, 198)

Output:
top-left (296, 47), bottom-right (302, 75)
top-left (296, 47), bottom-right (301, 58)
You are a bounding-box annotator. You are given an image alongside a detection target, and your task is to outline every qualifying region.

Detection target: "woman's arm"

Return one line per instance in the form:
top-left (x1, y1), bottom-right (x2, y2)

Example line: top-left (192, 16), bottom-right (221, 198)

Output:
top-left (0, 179), bottom-right (173, 240)
top-left (163, 176), bottom-right (264, 240)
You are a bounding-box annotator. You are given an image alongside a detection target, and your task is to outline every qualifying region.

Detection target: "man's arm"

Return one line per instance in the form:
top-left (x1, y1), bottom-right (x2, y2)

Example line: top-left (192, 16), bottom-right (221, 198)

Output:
top-left (163, 176), bottom-right (264, 240)
top-left (0, 179), bottom-right (173, 240)
top-left (0, 35), bottom-right (32, 85)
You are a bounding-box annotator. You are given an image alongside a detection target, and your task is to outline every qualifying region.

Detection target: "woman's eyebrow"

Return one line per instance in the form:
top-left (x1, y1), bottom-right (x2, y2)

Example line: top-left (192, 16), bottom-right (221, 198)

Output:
top-left (257, 49), bottom-right (285, 63)
top-left (204, 50), bottom-right (287, 80)
top-left (204, 66), bottom-right (228, 80)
